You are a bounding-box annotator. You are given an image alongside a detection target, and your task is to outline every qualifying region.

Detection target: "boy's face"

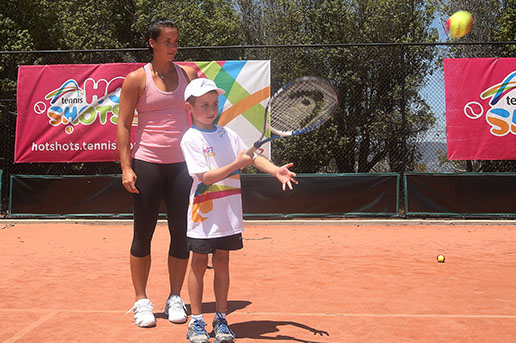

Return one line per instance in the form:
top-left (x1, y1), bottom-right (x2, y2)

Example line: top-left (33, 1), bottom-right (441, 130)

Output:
top-left (187, 91), bottom-right (219, 130)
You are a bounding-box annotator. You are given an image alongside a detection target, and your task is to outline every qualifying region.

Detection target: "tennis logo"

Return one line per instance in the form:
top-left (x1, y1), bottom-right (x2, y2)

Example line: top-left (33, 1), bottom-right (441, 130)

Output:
top-left (465, 71), bottom-right (516, 137)
top-left (203, 146), bottom-right (215, 157)
top-left (33, 77), bottom-right (126, 134)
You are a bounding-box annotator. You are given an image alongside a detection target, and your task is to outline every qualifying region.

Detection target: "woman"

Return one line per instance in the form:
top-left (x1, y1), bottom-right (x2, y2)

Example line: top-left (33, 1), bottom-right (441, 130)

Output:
top-left (117, 18), bottom-right (197, 328)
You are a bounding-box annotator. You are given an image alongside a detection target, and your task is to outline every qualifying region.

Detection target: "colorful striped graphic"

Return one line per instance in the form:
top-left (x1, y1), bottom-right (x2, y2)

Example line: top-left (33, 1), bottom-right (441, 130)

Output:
top-left (191, 173), bottom-right (241, 222)
top-left (481, 71), bottom-right (516, 105)
top-left (178, 61), bottom-right (271, 156)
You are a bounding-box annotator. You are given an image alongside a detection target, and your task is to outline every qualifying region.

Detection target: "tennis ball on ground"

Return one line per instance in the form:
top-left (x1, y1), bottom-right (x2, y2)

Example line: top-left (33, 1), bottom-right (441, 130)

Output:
top-left (445, 11), bottom-right (473, 39)
top-left (437, 254), bottom-right (445, 263)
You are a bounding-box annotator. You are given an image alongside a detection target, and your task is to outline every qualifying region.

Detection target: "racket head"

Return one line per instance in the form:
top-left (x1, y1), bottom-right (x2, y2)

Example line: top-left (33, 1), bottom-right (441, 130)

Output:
top-left (266, 76), bottom-right (338, 137)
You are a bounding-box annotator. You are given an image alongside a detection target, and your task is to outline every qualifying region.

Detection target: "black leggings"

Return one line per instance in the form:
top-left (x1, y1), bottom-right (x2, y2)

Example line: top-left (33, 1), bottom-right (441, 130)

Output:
top-left (130, 159), bottom-right (192, 259)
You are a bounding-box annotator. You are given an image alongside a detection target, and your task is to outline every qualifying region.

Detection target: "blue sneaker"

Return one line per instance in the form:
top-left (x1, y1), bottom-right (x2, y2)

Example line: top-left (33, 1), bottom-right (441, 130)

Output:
top-left (211, 317), bottom-right (235, 343)
top-left (187, 319), bottom-right (210, 343)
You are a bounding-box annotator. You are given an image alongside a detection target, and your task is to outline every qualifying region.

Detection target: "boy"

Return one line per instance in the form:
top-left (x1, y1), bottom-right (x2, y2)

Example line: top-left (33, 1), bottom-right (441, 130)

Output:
top-left (180, 78), bottom-right (297, 343)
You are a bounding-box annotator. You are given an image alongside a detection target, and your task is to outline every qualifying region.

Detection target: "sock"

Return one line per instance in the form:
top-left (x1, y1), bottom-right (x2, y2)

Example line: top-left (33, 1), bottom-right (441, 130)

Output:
top-left (190, 314), bottom-right (203, 325)
top-left (215, 311), bottom-right (226, 320)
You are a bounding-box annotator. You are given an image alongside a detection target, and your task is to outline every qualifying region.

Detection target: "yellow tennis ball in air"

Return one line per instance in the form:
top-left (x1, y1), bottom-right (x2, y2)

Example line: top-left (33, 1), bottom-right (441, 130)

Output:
top-left (437, 254), bottom-right (445, 263)
top-left (445, 11), bottom-right (473, 39)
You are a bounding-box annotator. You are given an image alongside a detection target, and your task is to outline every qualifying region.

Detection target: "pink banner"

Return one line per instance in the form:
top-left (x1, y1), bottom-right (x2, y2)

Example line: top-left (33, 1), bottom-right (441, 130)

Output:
top-left (15, 63), bottom-right (144, 163)
top-left (445, 58), bottom-right (516, 160)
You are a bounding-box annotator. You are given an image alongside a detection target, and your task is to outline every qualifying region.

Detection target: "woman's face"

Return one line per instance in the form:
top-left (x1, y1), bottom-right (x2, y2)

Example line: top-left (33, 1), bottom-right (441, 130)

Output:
top-left (149, 26), bottom-right (179, 61)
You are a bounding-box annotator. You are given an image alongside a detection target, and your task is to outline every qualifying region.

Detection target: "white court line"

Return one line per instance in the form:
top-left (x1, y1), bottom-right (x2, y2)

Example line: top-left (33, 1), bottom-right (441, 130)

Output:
top-left (2, 309), bottom-right (516, 319)
top-left (3, 310), bottom-right (58, 343)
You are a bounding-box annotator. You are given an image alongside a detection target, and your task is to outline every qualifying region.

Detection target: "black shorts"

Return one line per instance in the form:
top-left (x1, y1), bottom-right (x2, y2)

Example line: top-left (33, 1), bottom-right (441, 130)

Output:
top-left (187, 233), bottom-right (244, 254)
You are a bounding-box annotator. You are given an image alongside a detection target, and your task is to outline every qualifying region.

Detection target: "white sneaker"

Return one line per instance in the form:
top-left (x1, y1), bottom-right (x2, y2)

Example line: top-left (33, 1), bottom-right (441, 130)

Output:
top-left (163, 295), bottom-right (188, 323)
top-left (126, 299), bottom-right (157, 327)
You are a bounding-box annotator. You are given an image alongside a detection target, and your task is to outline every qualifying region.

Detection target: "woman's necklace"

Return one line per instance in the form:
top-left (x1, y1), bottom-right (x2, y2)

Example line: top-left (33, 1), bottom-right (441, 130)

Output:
top-left (152, 63), bottom-right (167, 80)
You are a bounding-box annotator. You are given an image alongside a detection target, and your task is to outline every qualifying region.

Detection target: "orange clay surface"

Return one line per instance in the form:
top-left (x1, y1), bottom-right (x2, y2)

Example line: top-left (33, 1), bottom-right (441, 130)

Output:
top-left (1, 220), bottom-right (516, 343)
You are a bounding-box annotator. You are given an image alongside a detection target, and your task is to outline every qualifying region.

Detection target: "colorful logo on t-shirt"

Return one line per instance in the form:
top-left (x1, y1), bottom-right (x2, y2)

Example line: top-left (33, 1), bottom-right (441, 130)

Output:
top-left (203, 146), bottom-right (215, 158)
top-left (191, 171), bottom-right (241, 222)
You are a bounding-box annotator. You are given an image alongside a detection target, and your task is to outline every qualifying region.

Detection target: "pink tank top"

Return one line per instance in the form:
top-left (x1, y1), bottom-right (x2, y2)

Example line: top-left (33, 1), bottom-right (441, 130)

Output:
top-left (133, 63), bottom-right (189, 163)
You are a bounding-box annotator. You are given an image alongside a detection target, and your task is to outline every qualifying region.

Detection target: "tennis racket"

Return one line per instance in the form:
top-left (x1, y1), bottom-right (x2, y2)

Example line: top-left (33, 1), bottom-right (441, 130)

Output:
top-left (246, 76), bottom-right (338, 156)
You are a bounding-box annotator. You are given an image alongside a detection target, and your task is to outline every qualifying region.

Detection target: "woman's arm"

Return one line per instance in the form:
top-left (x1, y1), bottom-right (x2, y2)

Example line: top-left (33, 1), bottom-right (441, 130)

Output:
top-left (179, 64), bottom-right (198, 82)
top-left (116, 69), bottom-right (145, 194)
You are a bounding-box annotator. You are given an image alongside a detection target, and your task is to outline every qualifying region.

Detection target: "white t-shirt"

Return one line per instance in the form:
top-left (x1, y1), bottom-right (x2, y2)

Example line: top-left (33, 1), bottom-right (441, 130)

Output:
top-left (180, 125), bottom-right (248, 239)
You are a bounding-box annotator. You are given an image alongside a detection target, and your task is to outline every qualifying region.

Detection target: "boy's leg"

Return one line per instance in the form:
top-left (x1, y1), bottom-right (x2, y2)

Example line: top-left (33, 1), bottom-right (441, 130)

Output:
top-left (187, 252), bottom-right (210, 343)
top-left (212, 250), bottom-right (230, 313)
top-left (211, 249), bottom-right (235, 342)
top-left (188, 252), bottom-right (209, 315)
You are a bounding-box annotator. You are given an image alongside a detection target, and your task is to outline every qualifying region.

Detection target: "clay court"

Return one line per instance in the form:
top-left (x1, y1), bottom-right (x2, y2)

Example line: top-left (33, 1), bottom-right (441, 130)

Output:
top-left (2, 219), bottom-right (516, 342)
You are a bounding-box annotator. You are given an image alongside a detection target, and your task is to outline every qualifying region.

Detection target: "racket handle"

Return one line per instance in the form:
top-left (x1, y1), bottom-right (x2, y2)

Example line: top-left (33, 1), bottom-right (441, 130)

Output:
top-left (246, 146), bottom-right (258, 156)
top-left (246, 142), bottom-right (261, 156)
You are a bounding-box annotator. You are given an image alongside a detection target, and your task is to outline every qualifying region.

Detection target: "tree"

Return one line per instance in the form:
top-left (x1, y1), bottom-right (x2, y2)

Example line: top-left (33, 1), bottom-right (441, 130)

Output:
top-left (234, 0), bottom-right (264, 45)
top-left (0, 13), bottom-right (34, 93)
top-left (494, 0), bottom-right (516, 55)
top-left (244, 0), bottom-right (440, 173)
top-left (0, 0), bottom-right (244, 86)
top-left (133, 0), bottom-right (242, 61)
top-left (0, 0), bottom-right (455, 174)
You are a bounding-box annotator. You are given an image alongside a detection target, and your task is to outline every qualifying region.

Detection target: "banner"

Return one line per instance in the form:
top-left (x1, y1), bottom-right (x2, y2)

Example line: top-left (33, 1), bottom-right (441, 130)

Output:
top-left (15, 61), bottom-right (270, 163)
top-left (444, 58), bottom-right (516, 160)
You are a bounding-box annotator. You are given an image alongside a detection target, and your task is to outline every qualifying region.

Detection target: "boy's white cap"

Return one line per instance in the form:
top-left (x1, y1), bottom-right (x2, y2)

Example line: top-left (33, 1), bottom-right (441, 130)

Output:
top-left (184, 78), bottom-right (225, 101)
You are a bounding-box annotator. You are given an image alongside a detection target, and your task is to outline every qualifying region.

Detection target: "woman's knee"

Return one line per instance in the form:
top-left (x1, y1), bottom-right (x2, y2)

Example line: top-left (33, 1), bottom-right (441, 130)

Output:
top-left (130, 239), bottom-right (151, 257)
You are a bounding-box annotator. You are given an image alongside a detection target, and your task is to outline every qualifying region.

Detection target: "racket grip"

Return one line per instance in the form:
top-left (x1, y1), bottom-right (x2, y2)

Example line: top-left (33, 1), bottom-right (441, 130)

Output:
top-left (246, 146), bottom-right (258, 156)
top-left (246, 141), bottom-right (261, 156)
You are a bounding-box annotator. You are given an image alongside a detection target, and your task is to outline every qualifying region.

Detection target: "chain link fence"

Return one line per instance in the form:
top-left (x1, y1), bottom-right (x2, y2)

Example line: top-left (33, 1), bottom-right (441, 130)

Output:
top-left (1, 42), bottom-right (516, 213)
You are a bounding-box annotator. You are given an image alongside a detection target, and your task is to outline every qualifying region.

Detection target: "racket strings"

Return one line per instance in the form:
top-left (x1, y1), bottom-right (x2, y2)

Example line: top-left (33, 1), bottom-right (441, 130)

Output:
top-left (268, 80), bottom-right (338, 135)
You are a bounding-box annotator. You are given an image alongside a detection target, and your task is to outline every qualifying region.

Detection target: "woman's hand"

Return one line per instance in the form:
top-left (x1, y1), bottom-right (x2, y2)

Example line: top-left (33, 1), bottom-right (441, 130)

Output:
top-left (122, 168), bottom-right (139, 194)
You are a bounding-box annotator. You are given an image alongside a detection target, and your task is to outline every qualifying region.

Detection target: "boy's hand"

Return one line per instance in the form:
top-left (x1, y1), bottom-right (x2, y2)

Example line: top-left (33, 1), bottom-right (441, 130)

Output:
top-left (275, 163), bottom-right (298, 191)
top-left (236, 149), bottom-right (253, 169)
